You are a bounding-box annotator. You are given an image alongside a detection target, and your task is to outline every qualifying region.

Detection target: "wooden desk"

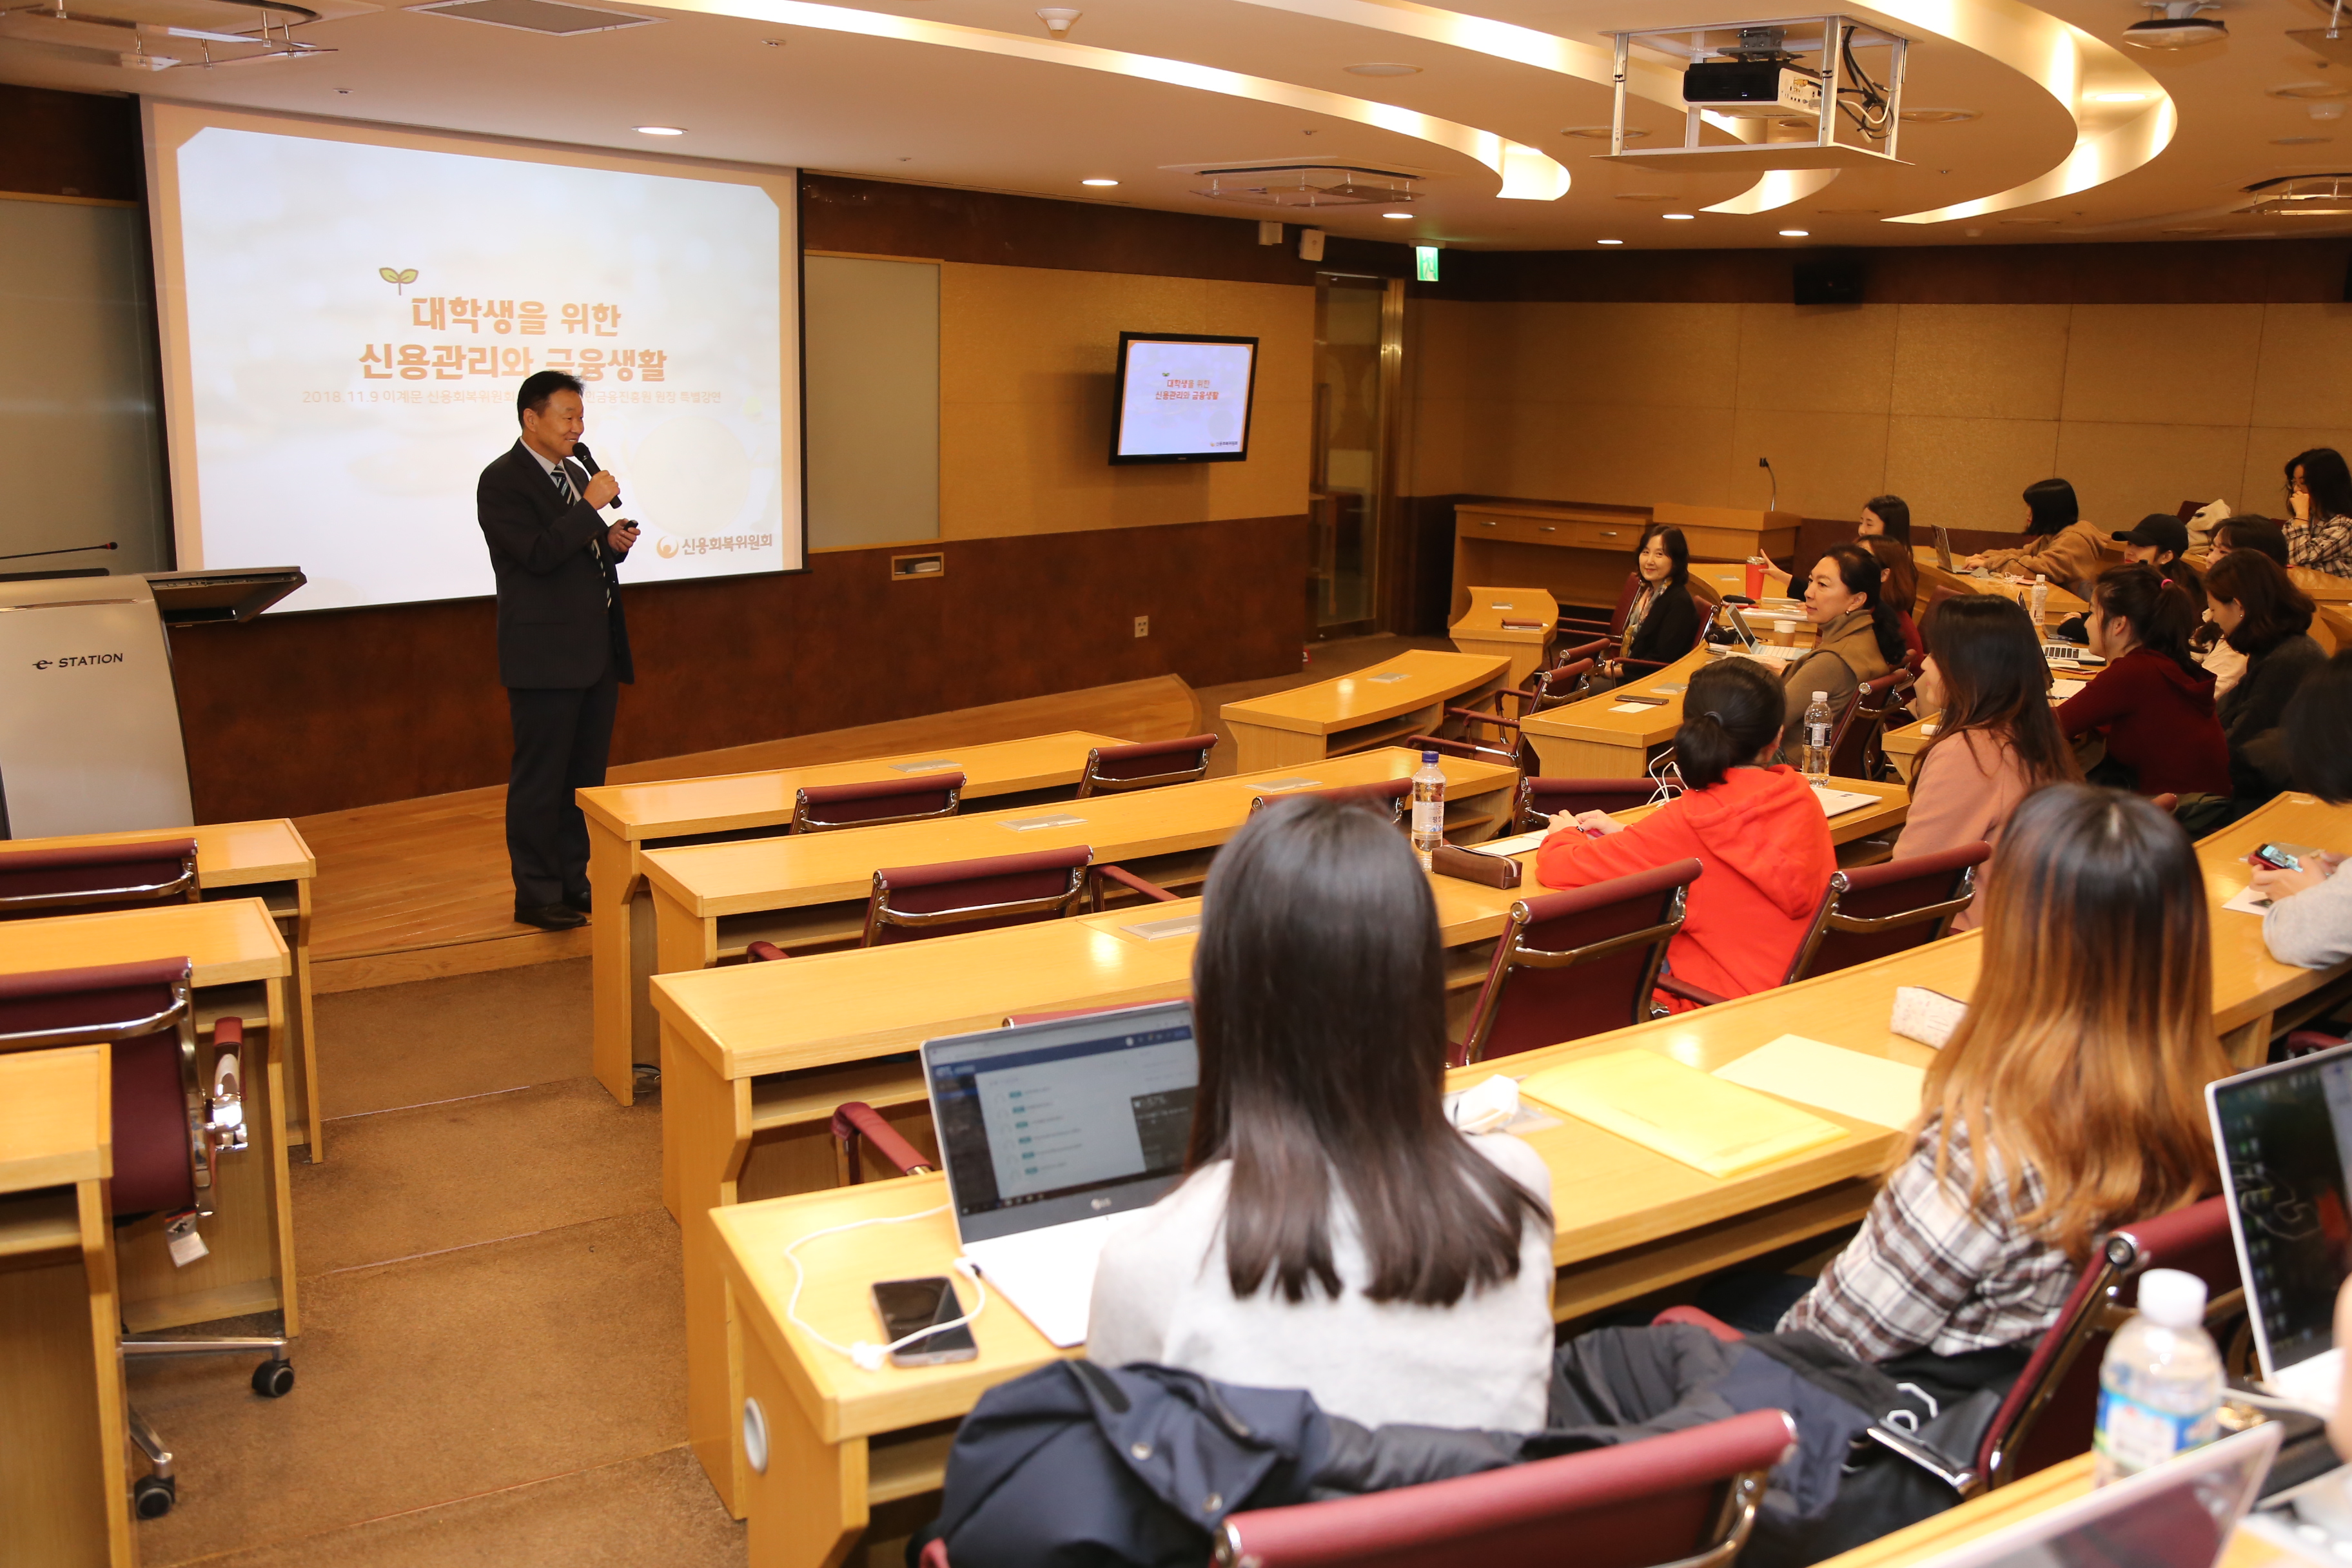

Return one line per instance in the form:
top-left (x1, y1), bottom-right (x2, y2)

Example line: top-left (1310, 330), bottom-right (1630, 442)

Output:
top-left (1912, 548), bottom-right (2090, 620)
top-left (14, 820), bottom-right (322, 1161)
top-left (1452, 500), bottom-right (1801, 622)
top-left (578, 732), bottom-right (1130, 1106)
top-left (1518, 647), bottom-right (1711, 778)
top-left (0, 1044), bottom-right (129, 1567)
top-left (0, 900), bottom-right (299, 1338)
top-left (1449, 587), bottom-right (1558, 685)
top-left (1220, 651), bottom-right (1511, 772)
top-left (2291, 565), bottom-right (2352, 605)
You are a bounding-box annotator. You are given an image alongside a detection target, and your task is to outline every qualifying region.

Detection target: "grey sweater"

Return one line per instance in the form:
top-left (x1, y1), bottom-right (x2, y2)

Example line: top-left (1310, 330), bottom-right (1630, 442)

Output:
top-left (2265, 866), bottom-right (2352, 970)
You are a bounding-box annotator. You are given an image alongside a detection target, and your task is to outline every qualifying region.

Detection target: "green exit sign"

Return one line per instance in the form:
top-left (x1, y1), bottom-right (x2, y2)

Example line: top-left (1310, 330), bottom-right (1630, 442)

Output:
top-left (1415, 245), bottom-right (1440, 282)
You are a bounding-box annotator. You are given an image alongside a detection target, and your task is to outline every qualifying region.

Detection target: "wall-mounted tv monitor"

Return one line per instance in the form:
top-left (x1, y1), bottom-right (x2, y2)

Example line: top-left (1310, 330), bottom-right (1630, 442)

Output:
top-left (1110, 332), bottom-right (1258, 465)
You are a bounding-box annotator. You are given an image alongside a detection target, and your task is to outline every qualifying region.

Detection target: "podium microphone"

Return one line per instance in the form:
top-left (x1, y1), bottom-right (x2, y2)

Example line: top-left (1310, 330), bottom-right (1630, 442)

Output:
top-left (1758, 456), bottom-right (1778, 514)
top-left (0, 540), bottom-right (117, 564)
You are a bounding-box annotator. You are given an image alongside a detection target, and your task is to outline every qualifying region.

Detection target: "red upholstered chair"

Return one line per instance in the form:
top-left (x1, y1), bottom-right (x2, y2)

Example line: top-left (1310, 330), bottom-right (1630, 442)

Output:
top-left (1075, 735), bottom-right (1219, 798)
top-left (1783, 841), bottom-right (1988, 985)
top-left (1443, 660), bottom-right (1598, 770)
top-left (1516, 777), bottom-right (1658, 833)
top-left (1210, 1408), bottom-right (1794, 1568)
top-left (790, 772), bottom-right (965, 834)
top-left (862, 846), bottom-right (1093, 946)
top-left (1554, 571), bottom-right (1647, 653)
top-left (1827, 670), bottom-right (1914, 783)
top-left (1451, 861), bottom-right (1700, 1067)
top-left (830, 1101), bottom-right (935, 1184)
top-left (0, 959), bottom-right (291, 1520)
top-left (0, 838), bottom-right (199, 918)
top-left (1249, 779), bottom-right (1411, 827)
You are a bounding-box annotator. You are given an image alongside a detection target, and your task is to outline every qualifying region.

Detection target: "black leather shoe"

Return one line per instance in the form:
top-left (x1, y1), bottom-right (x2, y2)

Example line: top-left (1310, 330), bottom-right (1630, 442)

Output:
top-left (562, 888), bottom-right (591, 914)
top-left (515, 903), bottom-right (587, 931)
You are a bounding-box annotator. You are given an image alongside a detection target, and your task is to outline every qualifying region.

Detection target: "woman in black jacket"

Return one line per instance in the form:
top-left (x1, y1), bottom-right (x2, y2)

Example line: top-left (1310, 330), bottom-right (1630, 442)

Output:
top-left (2197, 548), bottom-right (2324, 827)
top-left (1602, 524), bottom-right (1701, 680)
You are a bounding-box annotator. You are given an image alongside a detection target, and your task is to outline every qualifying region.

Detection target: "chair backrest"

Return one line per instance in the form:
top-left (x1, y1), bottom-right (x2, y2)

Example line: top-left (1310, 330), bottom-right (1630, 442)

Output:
top-left (863, 845), bottom-right (1093, 946)
top-left (1455, 860), bottom-right (1700, 1066)
top-left (1597, 572), bottom-right (1643, 639)
top-left (1977, 1197), bottom-right (2241, 1489)
top-left (1517, 776), bottom-right (1657, 832)
top-left (1075, 734), bottom-right (1219, 798)
top-left (791, 772), bottom-right (965, 834)
top-left (0, 838), bottom-right (200, 918)
top-left (1828, 670), bottom-right (1914, 781)
top-left (1213, 1407), bottom-right (1794, 1568)
top-left (1249, 778), bottom-right (1411, 827)
top-left (1783, 841), bottom-right (1988, 985)
top-left (1525, 658), bottom-right (1596, 713)
top-left (0, 958), bottom-right (206, 1216)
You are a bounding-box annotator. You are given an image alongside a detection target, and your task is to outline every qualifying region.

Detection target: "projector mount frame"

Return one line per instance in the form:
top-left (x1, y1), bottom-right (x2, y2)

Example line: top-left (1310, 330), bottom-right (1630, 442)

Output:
top-left (1602, 14), bottom-right (1912, 173)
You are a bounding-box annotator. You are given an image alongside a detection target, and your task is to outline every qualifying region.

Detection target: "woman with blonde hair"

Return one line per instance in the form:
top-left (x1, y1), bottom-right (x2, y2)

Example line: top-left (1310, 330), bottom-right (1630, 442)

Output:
top-left (1778, 784), bottom-right (2229, 1362)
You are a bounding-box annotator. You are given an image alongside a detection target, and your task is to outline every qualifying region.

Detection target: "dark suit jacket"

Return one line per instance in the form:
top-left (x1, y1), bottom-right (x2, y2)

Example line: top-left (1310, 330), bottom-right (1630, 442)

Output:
top-left (1624, 582), bottom-right (1700, 665)
top-left (478, 439), bottom-right (633, 690)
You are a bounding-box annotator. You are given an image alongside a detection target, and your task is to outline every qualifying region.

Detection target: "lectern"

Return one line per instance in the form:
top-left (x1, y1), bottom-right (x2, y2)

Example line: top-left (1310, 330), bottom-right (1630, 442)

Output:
top-left (0, 567), bottom-right (304, 838)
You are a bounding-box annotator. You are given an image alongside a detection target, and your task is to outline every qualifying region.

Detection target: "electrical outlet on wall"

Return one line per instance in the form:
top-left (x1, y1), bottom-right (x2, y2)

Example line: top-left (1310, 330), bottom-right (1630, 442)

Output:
top-left (1133, 616), bottom-right (1150, 638)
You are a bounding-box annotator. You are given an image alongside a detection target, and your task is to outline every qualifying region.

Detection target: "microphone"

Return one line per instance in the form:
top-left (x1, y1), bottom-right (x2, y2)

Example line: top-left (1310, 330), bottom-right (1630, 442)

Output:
top-left (565, 447), bottom-right (620, 511)
top-left (1758, 456), bottom-right (1778, 514)
top-left (0, 540), bottom-right (117, 564)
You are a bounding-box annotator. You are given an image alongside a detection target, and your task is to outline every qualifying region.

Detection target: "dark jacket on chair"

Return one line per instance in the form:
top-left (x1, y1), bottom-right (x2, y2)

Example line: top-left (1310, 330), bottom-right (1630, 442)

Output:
top-left (2223, 631), bottom-right (2324, 803)
top-left (476, 439), bottom-right (633, 690)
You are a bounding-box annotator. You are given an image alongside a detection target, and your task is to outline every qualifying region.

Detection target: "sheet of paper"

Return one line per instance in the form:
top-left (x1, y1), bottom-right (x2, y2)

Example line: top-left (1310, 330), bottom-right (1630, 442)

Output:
top-left (1714, 1034), bottom-right (1927, 1130)
top-left (2049, 679), bottom-right (2085, 700)
top-left (1516, 1050), bottom-right (1846, 1181)
top-left (2222, 884), bottom-right (2273, 916)
top-left (888, 759), bottom-right (959, 774)
top-left (1609, 701), bottom-right (1656, 714)
top-left (1811, 785), bottom-right (1878, 818)
top-left (1480, 830), bottom-right (1549, 857)
top-left (1001, 813), bottom-right (1085, 831)
top-left (1119, 915), bottom-right (1200, 941)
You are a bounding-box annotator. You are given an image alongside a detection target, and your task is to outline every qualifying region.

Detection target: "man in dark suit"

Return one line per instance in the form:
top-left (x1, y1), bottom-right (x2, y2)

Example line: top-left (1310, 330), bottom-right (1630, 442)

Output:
top-left (478, 370), bottom-right (638, 930)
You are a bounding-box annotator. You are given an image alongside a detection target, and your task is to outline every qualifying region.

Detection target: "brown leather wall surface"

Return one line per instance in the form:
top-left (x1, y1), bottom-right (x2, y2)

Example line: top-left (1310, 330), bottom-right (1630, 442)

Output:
top-left (169, 515), bottom-right (1309, 821)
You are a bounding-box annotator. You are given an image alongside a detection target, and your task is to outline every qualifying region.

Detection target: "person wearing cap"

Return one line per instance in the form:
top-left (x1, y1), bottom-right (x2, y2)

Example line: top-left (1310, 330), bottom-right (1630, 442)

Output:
top-left (2114, 511), bottom-right (2206, 618)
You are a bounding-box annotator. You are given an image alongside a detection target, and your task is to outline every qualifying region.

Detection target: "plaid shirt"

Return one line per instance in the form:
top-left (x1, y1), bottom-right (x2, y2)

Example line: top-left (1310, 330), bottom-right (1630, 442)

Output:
top-left (1778, 1117), bottom-right (2077, 1363)
top-left (2288, 514), bottom-right (2352, 579)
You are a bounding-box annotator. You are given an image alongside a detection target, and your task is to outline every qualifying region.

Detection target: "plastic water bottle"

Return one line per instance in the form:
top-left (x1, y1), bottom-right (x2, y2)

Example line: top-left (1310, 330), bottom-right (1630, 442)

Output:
top-left (2092, 1268), bottom-right (2222, 1486)
top-left (1411, 750), bottom-right (1446, 870)
top-left (2029, 574), bottom-right (2050, 629)
top-left (1801, 692), bottom-right (1834, 786)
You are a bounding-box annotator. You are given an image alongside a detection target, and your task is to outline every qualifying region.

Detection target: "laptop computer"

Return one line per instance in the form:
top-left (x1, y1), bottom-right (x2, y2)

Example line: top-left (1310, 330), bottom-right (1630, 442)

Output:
top-left (2210, 1041), bottom-right (2352, 1417)
top-left (1934, 524), bottom-right (1956, 574)
top-left (922, 999), bottom-right (1199, 1349)
top-left (1910, 1422), bottom-right (2279, 1568)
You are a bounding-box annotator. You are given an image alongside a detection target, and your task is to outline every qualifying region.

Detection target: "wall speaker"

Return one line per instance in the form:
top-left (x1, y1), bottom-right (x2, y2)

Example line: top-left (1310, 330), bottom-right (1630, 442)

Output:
top-left (1793, 256), bottom-right (1865, 306)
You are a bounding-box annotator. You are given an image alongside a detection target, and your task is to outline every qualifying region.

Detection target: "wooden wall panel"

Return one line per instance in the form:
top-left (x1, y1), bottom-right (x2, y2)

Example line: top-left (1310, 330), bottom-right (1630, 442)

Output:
top-left (168, 514), bottom-right (1309, 821)
top-left (0, 83), bottom-right (142, 203)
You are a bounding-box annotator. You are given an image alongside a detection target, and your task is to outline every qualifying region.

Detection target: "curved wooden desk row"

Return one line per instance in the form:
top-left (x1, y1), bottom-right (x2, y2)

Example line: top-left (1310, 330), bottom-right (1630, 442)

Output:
top-left (1218, 649), bottom-right (1510, 773)
top-left (688, 791), bottom-right (2349, 1558)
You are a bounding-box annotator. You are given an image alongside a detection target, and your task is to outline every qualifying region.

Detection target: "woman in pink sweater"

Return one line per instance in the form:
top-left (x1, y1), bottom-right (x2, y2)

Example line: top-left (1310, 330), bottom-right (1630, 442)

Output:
top-left (1896, 595), bottom-right (2081, 928)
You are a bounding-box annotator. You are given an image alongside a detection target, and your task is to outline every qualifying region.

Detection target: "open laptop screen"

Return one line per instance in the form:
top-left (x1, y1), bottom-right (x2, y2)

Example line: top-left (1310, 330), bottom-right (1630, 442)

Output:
top-left (924, 1002), bottom-right (1199, 1244)
top-left (2211, 1044), bottom-right (2352, 1375)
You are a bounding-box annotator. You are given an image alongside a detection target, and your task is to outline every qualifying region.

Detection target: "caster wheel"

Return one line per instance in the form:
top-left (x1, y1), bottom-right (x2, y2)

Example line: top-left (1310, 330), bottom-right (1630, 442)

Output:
top-left (252, 1358), bottom-right (295, 1398)
top-left (133, 1475), bottom-right (175, 1519)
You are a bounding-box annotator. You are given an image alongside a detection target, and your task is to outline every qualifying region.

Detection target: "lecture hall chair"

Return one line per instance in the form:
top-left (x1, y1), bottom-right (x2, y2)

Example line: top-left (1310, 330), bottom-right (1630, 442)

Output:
top-left (0, 958), bottom-right (293, 1520)
top-left (1438, 659), bottom-right (1598, 772)
top-left (1074, 734), bottom-right (1219, 798)
top-left (0, 837), bottom-right (201, 919)
top-left (1827, 670), bottom-right (1914, 784)
top-left (739, 846), bottom-right (1097, 963)
top-left (1450, 861), bottom-right (1700, 1068)
top-left (789, 772), bottom-right (965, 834)
top-left (1248, 779), bottom-right (1413, 827)
top-left (1511, 777), bottom-right (1658, 834)
top-left (1407, 732), bottom-right (1523, 776)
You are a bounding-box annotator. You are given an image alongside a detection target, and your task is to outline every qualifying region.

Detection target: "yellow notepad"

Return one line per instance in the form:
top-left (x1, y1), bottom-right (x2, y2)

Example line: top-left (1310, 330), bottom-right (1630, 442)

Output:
top-left (1518, 1050), bottom-right (1847, 1180)
top-left (1712, 1034), bottom-right (1927, 1131)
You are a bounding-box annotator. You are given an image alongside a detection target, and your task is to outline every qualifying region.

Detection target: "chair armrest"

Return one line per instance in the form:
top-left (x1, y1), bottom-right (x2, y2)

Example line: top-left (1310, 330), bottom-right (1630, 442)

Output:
top-left (1556, 636), bottom-right (1612, 665)
top-left (2286, 1029), bottom-right (2346, 1059)
top-left (1446, 705), bottom-right (1522, 734)
top-left (1095, 865), bottom-right (1179, 903)
top-left (745, 941), bottom-right (789, 962)
top-left (830, 1101), bottom-right (934, 1177)
top-left (1614, 656), bottom-right (1674, 676)
top-left (1652, 1305), bottom-right (1745, 1342)
top-left (1658, 975), bottom-right (1730, 1008)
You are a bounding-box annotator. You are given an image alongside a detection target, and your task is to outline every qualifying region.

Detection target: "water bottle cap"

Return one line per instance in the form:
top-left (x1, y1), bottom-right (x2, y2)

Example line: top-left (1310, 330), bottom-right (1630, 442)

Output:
top-left (2136, 1268), bottom-right (2206, 1329)
top-left (1812, 691), bottom-right (1828, 702)
top-left (2035, 574), bottom-right (2048, 582)
top-left (1422, 750), bottom-right (1439, 763)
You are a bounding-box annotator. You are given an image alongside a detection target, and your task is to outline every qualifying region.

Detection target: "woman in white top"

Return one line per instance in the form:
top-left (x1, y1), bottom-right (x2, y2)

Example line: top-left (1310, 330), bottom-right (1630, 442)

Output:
top-left (1085, 794), bottom-right (1558, 1432)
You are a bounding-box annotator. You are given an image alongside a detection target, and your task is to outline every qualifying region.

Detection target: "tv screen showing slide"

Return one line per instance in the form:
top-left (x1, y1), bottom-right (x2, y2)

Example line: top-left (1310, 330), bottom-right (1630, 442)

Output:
top-left (146, 106), bottom-right (801, 612)
top-left (1110, 333), bottom-right (1257, 465)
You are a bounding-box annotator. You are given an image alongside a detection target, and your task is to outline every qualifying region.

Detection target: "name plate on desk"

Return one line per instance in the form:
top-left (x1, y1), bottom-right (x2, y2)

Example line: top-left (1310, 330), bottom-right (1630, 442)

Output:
top-left (1364, 672), bottom-right (1413, 684)
top-left (888, 759), bottom-right (959, 774)
top-left (1001, 813), bottom-right (1085, 831)
top-left (1119, 914), bottom-right (1202, 941)
top-left (1248, 778), bottom-right (1323, 792)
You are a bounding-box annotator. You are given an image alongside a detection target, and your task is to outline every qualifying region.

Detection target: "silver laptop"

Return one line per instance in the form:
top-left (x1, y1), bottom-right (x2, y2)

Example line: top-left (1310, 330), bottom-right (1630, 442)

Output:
top-left (922, 1000), bottom-right (1198, 1349)
top-left (2210, 1041), bottom-right (2352, 1416)
top-left (1934, 524), bottom-right (1956, 574)
top-left (1912, 1423), bottom-right (2278, 1567)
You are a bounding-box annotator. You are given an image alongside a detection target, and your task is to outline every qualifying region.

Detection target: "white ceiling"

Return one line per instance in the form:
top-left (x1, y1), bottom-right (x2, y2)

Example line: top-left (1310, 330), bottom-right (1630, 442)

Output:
top-left (5, 0), bottom-right (2352, 248)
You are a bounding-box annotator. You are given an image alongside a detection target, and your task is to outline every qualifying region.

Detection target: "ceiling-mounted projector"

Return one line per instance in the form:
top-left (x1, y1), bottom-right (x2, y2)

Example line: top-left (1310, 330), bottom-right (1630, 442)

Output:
top-left (1682, 60), bottom-right (1824, 117)
top-left (2122, 1), bottom-right (2226, 47)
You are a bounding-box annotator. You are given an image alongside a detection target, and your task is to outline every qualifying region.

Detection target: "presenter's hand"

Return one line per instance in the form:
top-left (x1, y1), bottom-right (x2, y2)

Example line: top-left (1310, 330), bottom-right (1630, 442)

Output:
top-left (583, 470), bottom-right (621, 509)
top-left (607, 521), bottom-right (640, 555)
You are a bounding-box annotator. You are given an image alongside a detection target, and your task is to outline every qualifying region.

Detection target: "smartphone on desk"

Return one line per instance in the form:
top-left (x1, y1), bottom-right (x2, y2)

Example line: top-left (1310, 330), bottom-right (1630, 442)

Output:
top-left (872, 1276), bottom-right (978, 1367)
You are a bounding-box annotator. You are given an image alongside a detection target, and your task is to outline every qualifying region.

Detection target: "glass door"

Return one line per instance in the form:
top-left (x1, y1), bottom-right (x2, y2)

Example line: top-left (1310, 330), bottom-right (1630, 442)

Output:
top-left (1309, 273), bottom-right (1402, 637)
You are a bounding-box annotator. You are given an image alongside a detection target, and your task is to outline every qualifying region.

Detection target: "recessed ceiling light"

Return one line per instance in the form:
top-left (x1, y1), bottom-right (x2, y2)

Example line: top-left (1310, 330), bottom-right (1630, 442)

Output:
top-left (634, 125), bottom-right (685, 135)
top-left (2085, 90), bottom-right (2151, 104)
top-left (1662, 212), bottom-right (1696, 220)
top-left (1081, 177), bottom-right (1119, 186)
top-left (1344, 61), bottom-right (1421, 76)
top-left (1597, 238), bottom-right (1625, 244)
top-left (1563, 126), bottom-right (1649, 141)
top-left (1381, 210), bottom-right (1413, 219)
top-left (1778, 228), bottom-right (1809, 237)
top-left (1900, 107), bottom-right (1981, 124)
top-left (2276, 135), bottom-right (2336, 144)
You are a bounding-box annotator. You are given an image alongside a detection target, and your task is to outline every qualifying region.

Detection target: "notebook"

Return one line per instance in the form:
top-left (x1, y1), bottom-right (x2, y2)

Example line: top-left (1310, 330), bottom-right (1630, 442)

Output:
top-left (1517, 1050), bottom-right (1845, 1180)
top-left (923, 1000), bottom-right (1198, 1348)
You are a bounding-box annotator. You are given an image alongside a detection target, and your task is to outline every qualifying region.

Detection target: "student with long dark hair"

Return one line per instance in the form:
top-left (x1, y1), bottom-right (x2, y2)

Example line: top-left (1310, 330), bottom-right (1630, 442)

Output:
top-left (1866, 535), bottom-right (1927, 666)
top-left (1086, 796), bottom-right (1556, 1431)
top-left (2284, 447), bottom-right (2352, 578)
top-left (1777, 542), bottom-right (1906, 761)
top-left (1536, 658), bottom-right (1834, 1007)
top-left (2201, 548), bottom-right (2322, 821)
top-left (1897, 596), bottom-right (2081, 927)
top-left (2213, 515), bottom-right (2290, 566)
top-left (2249, 651), bottom-right (2352, 968)
top-left (2198, 517), bottom-right (2288, 697)
top-left (2057, 564), bottom-right (2230, 798)
top-left (1966, 478), bottom-right (2108, 600)
top-left (1604, 524), bottom-right (1701, 678)
top-left (1857, 495), bottom-right (1912, 547)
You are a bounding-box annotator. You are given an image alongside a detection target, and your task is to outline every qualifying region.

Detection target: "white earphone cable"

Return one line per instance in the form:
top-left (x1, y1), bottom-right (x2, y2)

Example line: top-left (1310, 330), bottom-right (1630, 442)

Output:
top-left (781, 1203), bottom-right (988, 1371)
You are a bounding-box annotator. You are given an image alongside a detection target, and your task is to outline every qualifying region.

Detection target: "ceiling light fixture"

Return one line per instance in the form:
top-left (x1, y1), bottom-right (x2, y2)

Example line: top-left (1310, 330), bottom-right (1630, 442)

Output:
top-left (1597, 238), bottom-right (1625, 244)
top-left (1344, 61), bottom-right (1420, 76)
top-left (634, 125), bottom-right (684, 135)
top-left (1662, 211), bottom-right (1695, 220)
top-left (1382, 210), bottom-right (1413, 218)
top-left (1081, 177), bottom-right (1118, 186)
top-left (1778, 228), bottom-right (1809, 236)
top-left (1035, 6), bottom-right (1079, 38)
top-left (2122, 1), bottom-right (2227, 48)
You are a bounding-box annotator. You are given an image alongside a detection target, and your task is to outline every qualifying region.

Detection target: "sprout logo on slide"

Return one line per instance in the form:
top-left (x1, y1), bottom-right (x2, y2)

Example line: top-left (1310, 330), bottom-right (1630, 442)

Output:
top-left (655, 536), bottom-right (680, 559)
top-left (378, 266), bottom-right (419, 295)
